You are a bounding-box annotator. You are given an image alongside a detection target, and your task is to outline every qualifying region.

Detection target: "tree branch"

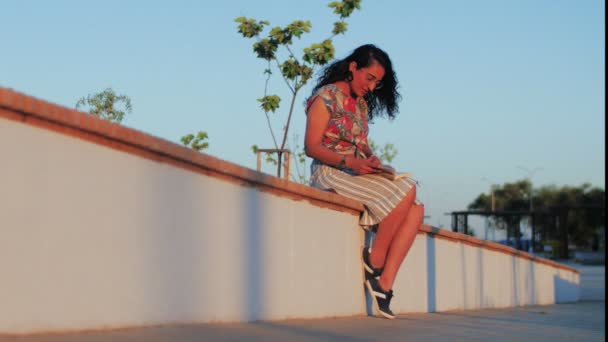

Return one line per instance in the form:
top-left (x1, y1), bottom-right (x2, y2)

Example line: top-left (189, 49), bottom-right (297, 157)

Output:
top-left (280, 91), bottom-right (298, 150)
top-left (263, 61), bottom-right (279, 149)
top-left (274, 58), bottom-right (295, 94)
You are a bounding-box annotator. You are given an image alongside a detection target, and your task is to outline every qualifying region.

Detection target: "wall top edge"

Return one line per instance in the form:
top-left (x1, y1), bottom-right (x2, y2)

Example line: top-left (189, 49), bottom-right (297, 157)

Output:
top-left (420, 225), bottom-right (580, 274)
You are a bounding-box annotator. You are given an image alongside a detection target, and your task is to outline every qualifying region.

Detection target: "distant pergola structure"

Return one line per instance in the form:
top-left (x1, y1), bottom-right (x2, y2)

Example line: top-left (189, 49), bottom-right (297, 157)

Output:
top-left (447, 204), bottom-right (604, 259)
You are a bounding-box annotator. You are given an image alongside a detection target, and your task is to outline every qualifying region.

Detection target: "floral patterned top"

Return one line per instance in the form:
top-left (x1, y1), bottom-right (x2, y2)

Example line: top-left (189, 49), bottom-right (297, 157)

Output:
top-left (306, 84), bottom-right (371, 159)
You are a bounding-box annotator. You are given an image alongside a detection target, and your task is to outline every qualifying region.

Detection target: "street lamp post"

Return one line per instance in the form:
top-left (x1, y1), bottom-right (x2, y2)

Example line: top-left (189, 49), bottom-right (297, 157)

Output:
top-left (481, 177), bottom-right (496, 212)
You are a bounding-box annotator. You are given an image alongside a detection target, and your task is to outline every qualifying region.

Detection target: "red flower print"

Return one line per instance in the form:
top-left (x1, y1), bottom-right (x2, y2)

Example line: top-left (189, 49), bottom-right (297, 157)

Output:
top-left (343, 97), bottom-right (357, 113)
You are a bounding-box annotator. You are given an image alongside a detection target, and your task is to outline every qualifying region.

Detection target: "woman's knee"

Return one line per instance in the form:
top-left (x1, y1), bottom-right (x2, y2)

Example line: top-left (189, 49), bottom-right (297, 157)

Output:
top-left (401, 186), bottom-right (416, 208)
top-left (412, 203), bottom-right (424, 218)
top-left (407, 186), bottom-right (417, 200)
top-left (390, 186), bottom-right (417, 218)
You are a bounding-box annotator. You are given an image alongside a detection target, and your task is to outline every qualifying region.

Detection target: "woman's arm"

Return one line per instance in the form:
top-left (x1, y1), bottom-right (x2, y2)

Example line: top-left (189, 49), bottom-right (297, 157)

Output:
top-left (362, 143), bottom-right (382, 167)
top-left (304, 97), bottom-right (379, 174)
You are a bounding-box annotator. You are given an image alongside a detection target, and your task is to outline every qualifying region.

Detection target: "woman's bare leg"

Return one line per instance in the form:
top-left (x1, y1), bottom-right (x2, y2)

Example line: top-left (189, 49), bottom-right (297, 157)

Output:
top-left (369, 187), bottom-right (417, 269)
top-left (378, 204), bottom-right (425, 291)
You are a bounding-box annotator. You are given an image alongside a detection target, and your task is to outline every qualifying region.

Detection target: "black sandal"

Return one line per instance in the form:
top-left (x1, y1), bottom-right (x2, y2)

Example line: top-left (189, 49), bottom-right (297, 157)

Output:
top-left (365, 276), bottom-right (395, 319)
top-left (362, 247), bottom-right (383, 279)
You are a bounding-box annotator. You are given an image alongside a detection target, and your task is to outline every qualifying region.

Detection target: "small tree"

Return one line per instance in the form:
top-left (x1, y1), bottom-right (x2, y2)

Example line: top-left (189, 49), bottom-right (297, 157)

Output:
top-left (75, 88), bottom-right (132, 123)
top-left (235, 0), bottom-right (362, 178)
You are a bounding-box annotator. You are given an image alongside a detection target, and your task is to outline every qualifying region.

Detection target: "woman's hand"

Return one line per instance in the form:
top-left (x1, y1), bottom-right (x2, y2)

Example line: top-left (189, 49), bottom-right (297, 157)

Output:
top-left (347, 156), bottom-right (382, 175)
top-left (368, 155), bottom-right (382, 169)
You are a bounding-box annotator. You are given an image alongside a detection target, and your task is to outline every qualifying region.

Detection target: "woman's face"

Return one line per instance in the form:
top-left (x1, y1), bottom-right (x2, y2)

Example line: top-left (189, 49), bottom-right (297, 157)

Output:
top-left (349, 61), bottom-right (385, 97)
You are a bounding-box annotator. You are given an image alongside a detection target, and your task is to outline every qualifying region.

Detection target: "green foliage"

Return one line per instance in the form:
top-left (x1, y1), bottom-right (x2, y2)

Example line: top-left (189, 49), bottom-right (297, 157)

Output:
top-left (235, 1), bottom-right (362, 178)
top-left (269, 21), bottom-right (312, 45)
top-left (297, 150), bottom-right (306, 166)
top-left (181, 131), bottom-right (209, 151)
top-left (332, 21), bottom-right (348, 35)
top-left (369, 139), bottom-right (398, 164)
top-left (302, 40), bottom-right (335, 66)
top-left (265, 153), bottom-right (278, 165)
top-left (251, 144), bottom-right (278, 165)
top-left (253, 38), bottom-right (279, 60)
top-left (468, 181), bottom-right (605, 251)
top-left (299, 65), bottom-right (314, 85)
top-left (75, 88), bottom-right (132, 123)
top-left (258, 95), bottom-right (281, 113)
top-left (469, 180), bottom-right (535, 241)
top-left (469, 180), bottom-right (530, 213)
top-left (328, 0), bottom-right (362, 18)
top-left (532, 183), bottom-right (605, 248)
top-left (235, 17), bottom-right (269, 38)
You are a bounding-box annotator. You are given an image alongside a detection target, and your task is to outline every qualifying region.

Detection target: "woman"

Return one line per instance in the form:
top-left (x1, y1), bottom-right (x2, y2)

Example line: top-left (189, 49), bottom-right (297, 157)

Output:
top-left (304, 44), bottom-right (424, 319)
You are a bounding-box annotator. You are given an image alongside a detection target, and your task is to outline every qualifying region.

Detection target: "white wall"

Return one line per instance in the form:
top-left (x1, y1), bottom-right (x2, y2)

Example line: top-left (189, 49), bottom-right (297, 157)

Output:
top-left (0, 114), bottom-right (580, 335)
top-left (391, 236), bottom-right (580, 314)
top-left (0, 118), bottom-right (364, 333)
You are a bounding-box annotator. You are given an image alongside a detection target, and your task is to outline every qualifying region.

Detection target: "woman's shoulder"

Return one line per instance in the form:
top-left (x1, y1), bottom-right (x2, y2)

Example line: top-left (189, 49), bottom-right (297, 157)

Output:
top-left (315, 83), bottom-right (340, 97)
top-left (306, 84), bottom-right (340, 112)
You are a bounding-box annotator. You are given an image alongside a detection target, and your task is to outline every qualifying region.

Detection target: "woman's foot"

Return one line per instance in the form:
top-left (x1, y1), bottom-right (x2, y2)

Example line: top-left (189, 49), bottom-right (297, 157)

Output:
top-left (365, 276), bottom-right (395, 319)
top-left (362, 247), bottom-right (383, 279)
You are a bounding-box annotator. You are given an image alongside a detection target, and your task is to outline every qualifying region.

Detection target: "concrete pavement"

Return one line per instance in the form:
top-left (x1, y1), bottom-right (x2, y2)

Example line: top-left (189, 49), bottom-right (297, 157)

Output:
top-left (561, 262), bottom-right (605, 301)
top-left (0, 302), bottom-right (603, 342)
top-left (2, 263), bottom-right (604, 341)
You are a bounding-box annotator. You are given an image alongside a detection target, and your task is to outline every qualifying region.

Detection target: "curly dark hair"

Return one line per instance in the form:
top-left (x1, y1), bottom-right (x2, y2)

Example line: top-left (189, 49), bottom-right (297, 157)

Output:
top-left (308, 44), bottom-right (401, 121)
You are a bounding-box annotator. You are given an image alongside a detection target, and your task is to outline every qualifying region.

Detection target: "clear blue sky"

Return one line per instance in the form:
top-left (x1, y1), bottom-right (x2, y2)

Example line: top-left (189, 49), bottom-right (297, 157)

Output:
top-left (2, 0), bottom-right (604, 228)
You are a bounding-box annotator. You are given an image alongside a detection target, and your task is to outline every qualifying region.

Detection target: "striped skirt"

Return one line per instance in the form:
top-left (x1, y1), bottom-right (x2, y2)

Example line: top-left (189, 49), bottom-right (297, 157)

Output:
top-left (310, 161), bottom-right (422, 230)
